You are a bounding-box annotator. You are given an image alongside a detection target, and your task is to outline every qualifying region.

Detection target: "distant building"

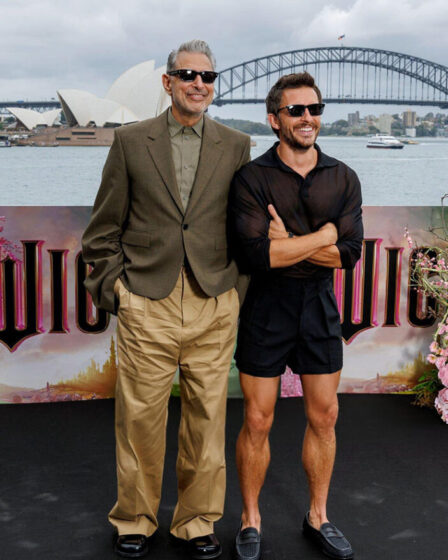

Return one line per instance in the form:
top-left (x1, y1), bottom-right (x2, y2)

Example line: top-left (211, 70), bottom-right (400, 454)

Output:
top-left (403, 109), bottom-right (417, 128)
top-left (405, 127), bottom-right (416, 137)
top-left (6, 107), bottom-right (61, 131)
top-left (378, 114), bottom-right (393, 135)
top-left (57, 60), bottom-right (170, 127)
top-left (348, 111), bottom-right (360, 127)
top-left (7, 60), bottom-right (170, 131)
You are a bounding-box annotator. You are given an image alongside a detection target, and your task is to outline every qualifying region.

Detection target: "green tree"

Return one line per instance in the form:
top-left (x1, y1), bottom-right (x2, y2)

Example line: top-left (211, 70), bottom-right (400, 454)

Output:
top-left (391, 121), bottom-right (405, 135)
top-left (213, 117), bottom-right (272, 135)
top-left (416, 124), bottom-right (436, 137)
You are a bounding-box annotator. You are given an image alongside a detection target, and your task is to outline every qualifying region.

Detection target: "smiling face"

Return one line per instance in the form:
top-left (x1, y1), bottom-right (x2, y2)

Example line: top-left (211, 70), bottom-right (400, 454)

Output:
top-left (162, 51), bottom-right (215, 125)
top-left (269, 86), bottom-right (321, 151)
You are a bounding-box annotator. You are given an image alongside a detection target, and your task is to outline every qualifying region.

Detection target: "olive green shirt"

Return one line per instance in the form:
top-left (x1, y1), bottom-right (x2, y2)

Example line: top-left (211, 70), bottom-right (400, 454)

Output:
top-left (168, 109), bottom-right (203, 212)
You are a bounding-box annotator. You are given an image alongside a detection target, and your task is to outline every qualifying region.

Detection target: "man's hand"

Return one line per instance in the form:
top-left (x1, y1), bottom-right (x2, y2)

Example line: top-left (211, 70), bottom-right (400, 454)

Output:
top-left (268, 204), bottom-right (289, 240)
top-left (267, 207), bottom-right (339, 268)
top-left (319, 222), bottom-right (338, 245)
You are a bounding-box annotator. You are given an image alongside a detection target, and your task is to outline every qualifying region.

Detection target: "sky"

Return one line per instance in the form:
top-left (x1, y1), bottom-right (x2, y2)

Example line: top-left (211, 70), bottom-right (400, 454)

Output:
top-left (1, 0), bottom-right (448, 122)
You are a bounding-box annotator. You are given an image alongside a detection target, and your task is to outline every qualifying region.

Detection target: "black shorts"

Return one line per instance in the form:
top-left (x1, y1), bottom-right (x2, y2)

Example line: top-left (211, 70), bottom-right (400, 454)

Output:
top-left (235, 275), bottom-right (343, 377)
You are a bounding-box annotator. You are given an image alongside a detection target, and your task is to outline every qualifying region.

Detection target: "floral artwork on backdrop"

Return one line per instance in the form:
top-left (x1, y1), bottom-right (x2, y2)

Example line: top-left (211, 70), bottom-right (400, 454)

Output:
top-left (0, 206), bottom-right (442, 404)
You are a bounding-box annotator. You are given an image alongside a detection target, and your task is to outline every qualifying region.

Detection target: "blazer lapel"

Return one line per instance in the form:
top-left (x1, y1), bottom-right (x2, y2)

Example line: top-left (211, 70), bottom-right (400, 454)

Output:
top-left (145, 111), bottom-right (184, 215)
top-left (186, 116), bottom-right (224, 215)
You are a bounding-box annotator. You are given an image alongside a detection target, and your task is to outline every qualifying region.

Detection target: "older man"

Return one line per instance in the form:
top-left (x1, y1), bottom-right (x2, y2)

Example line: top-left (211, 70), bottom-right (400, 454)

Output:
top-left (230, 72), bottom-right (363, 560)
top-left (82, 39), bottom-right (251, 559)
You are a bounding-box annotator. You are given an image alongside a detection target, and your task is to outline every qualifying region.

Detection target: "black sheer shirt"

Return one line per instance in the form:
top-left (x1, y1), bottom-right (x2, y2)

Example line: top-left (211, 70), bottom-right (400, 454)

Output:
top-left (229, 142), bottom-right (363, 279)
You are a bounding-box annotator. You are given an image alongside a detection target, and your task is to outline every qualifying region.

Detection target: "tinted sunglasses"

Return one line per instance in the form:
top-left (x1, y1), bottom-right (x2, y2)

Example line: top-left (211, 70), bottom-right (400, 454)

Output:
top-left (167, 69), bottom-right (219, 84)
top-left (277, 103), bottom-right (325, 117)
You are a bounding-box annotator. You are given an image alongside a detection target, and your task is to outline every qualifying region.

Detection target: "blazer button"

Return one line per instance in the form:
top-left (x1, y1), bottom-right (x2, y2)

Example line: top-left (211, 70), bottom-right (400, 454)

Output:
top-left (183, 224), bottom-right (189, 230)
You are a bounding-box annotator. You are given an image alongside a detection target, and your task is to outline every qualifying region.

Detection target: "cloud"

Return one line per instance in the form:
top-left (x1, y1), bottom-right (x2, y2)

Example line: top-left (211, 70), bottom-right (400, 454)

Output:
top-left (299, 0), bottom-right (448, 63)
top-left (1, 0), bottom-right (447, 99)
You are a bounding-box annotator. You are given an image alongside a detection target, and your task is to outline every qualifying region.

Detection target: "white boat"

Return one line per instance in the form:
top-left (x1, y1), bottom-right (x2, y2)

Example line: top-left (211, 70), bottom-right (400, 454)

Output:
top-left (366, 134), bottom-right (404, 149)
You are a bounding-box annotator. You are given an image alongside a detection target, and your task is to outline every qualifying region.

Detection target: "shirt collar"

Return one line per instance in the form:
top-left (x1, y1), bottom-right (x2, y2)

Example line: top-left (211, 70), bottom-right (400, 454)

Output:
top-left (255, 141), bottom-right (338, 171)
top-left (167, 108), bottom-right (203, 138)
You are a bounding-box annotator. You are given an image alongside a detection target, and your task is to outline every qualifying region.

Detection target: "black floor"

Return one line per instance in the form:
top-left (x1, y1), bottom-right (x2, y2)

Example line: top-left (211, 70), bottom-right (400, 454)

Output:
top-left (1, 395), bottom-right (447, 560)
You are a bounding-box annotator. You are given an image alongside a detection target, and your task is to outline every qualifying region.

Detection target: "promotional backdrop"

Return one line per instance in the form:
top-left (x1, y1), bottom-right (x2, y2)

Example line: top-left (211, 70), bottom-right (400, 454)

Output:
top-left (0, 206), bottom-right (441, 402)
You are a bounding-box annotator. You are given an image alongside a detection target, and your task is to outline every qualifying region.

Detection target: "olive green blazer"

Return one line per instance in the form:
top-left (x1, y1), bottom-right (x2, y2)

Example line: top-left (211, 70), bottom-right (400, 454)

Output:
top-left (82, 109), bottom-right (251, 314)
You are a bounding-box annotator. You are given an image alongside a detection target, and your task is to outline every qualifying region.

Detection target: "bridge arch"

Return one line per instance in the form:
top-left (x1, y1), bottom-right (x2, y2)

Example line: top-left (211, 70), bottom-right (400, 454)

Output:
top-left (213, 47), bottom-right (448, 108)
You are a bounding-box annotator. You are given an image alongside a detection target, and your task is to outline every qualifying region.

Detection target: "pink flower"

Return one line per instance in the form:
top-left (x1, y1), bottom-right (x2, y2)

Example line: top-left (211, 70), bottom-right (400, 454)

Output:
top-left (430, 341), bottom-right (440, 353)
top-left (434, 388), bottom-right (448, 424)
top-left (435, 357), bottom-right (446, 370)
top-left (427, 354), bottom-right (437, 364)
top-left (404, 227), bottom-right (413, 249)
top-left (438, 366), bottom-right (448, 387)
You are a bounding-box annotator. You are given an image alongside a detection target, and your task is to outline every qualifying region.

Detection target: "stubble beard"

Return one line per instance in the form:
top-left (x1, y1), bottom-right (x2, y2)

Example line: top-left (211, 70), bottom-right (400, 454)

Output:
top-left (282, 126), bottom-right (319, 152)
top-left (172, 89), bottom-right (211, 120)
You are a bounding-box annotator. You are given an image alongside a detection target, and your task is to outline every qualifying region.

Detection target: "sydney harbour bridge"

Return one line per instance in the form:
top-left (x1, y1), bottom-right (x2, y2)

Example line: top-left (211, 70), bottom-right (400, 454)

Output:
top-left (213, 47), bottom-right (448, 108)
top-left (2, 46), bottom-right (448, 111)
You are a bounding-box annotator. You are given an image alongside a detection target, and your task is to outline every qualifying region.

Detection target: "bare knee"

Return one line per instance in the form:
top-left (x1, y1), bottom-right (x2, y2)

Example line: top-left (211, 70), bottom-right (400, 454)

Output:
top-left (307, 401), bottom-right (339, 437)
top-left (243, 405), bottom-right (274, 444)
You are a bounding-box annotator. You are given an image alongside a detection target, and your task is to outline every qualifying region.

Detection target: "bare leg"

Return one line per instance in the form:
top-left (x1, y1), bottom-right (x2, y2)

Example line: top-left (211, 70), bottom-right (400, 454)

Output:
top-left (236, 373), bottom-right (280, 530)
top-left (300, 371), bottom-right (341, 529)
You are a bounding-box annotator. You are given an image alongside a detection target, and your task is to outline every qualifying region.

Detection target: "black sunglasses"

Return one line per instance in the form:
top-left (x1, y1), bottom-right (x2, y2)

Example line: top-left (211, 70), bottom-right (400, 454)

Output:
top-left (277, 103), bottom-right (325, 117)
top-left (167, 69), bottom-right (219, 84)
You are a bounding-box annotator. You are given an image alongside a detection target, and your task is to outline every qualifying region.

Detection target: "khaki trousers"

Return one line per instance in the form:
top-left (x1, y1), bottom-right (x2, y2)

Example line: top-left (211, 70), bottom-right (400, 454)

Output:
top-left (108, 267), bottom-right (239, 540)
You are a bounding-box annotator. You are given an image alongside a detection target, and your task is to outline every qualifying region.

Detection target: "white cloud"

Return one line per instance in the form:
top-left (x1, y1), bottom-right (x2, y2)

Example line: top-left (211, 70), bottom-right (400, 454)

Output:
top-left (0, 0), bottom-right (447, 99)
top-left (298, 0), bottom-right (448, 62)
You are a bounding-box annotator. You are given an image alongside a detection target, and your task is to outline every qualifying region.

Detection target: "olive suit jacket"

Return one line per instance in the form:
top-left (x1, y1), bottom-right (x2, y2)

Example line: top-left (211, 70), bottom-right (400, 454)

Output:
top-left (82, 109), bottom-right (251, 314)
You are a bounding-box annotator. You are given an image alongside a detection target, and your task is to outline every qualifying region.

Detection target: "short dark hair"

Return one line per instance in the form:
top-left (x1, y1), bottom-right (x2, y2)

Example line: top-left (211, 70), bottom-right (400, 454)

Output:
top-left (266, 72), bottom-right (322, 115)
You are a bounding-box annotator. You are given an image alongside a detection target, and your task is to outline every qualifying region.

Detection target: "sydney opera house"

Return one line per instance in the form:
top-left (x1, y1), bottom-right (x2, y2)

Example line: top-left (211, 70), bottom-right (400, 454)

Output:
top-left (7, 60), bottom-right (170, 142)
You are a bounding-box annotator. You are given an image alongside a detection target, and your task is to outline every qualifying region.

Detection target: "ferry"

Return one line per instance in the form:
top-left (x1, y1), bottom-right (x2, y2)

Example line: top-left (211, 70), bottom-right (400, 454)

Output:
top-left (366, 134), bottom-right (404, 149)
top-left (0, 135), bottom-right (11, 147)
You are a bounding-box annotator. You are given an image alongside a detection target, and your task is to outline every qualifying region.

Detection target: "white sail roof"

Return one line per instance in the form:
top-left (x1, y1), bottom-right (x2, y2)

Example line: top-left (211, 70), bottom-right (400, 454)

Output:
top-left (105, 106), bottom-right (140, 126)
top-left (57, 60), bottom-right (171, 128)
top-left (106, 60), bottom-right (156, 105)
top-left (106, 62), bottom-right (170, 120)
top-left (7, 107), bottom-right (61, 130)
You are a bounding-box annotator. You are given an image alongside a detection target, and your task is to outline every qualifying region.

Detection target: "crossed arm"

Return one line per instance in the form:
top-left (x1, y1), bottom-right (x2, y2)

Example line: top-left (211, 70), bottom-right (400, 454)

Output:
top-left (267, 204), bottom-right (342, 268)
top-left (229, 169), bottom-right (362, 272)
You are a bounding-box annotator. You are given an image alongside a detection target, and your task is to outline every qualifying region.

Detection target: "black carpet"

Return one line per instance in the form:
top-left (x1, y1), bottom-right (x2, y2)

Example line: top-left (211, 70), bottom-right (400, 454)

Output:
top-left (1, 395), bottom-right (447, 560)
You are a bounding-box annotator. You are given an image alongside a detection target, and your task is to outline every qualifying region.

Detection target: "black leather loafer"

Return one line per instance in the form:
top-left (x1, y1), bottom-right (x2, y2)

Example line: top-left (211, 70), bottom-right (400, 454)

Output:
top-left (303, 512), bottom-right (353, 559)
top-left (188, 533), bottom-right (222, 560)
top-left (235, 525), bottom-right (261, 560)
top-left (115, 534), bottom-right (149, 558)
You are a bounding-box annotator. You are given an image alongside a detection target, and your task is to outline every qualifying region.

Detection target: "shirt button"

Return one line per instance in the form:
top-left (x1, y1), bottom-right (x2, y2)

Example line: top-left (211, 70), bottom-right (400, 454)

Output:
top-left (184, 165), bottom-right (189, 169)
top-left (183, 224), bottom-right (189, 230)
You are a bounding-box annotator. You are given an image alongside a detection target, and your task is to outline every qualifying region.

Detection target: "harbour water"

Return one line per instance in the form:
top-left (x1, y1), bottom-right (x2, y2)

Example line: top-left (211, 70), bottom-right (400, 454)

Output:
top-left (0, 136), bottom-right (447, 206)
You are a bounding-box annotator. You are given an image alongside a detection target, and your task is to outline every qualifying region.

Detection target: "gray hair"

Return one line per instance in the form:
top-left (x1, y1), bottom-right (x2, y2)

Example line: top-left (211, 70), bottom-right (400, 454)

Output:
top-left (166, 39), bottom-right (216, 72)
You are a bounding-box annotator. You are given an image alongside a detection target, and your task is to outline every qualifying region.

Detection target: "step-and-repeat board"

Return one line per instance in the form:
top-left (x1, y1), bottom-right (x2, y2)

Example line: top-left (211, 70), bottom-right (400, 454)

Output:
top-left (0, 206), bottom-right (440, 402)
